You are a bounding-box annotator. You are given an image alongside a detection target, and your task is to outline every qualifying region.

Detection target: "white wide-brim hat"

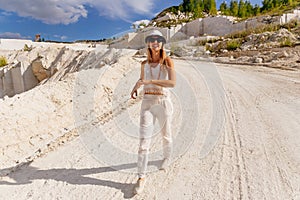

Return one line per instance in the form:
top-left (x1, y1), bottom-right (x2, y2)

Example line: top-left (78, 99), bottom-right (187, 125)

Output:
top-left (145, 30), bottom-right (166, 44)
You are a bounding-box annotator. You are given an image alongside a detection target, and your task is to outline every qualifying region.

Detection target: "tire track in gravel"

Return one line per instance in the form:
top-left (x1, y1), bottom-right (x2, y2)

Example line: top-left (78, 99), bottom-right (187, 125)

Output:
top-left (248, 70), bottom-right (300, 200)
top-left (216, 86), bottom-right (251, 200)
top-left (223, 72), bottom-right (277, 200)
top-left (220, 66), bottom-right (300, 200)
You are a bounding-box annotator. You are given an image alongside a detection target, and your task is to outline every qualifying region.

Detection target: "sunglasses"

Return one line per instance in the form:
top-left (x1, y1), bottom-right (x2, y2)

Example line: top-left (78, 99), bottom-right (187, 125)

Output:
top-left (147, 37), bottom-right (164, 43)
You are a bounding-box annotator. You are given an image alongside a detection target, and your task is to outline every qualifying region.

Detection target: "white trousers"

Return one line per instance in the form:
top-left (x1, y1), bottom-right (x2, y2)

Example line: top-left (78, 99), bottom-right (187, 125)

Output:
top-left (137, 95), bottom-right (173, 178)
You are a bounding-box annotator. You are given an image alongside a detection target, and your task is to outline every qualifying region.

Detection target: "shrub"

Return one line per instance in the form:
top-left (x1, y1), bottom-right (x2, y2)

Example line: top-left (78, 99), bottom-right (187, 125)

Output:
top-left (226, 23), bottom-right (281, 40)
top-left (24, 44), bottom-right (32, 51)
top-left (282, 19), bottom-right (299, 30)
top-left (0, 56), bottom-right (8, 67)
top-left (170, 45), bottom-right (184, 56)
top-left (199, 39), bottom-right (208, 46)
top-left (205, 43), bottom-right (213, 52)
top-left (280, 38), bottom-right (295, 47)
top-left (199, 38), bottom-right (218, 46)
top-left (205, 41), bottom-right (226, 53)
top-left (226, 39), bottom-right (241, 50)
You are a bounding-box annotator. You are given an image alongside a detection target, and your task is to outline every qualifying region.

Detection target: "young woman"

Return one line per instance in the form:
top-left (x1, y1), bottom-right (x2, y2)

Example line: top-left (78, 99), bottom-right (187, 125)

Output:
top-left (130, 30), bottom-right (176, 194)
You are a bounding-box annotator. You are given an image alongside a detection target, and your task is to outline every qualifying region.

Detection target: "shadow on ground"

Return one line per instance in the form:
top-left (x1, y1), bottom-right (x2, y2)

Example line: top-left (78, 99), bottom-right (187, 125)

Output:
top-left (0, 160), bottom-right (162, 199)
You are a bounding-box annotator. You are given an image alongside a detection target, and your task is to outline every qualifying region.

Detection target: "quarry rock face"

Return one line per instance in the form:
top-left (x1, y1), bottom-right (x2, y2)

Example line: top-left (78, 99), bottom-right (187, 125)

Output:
top-left (0, 43), bottom-right (137, 98)
top-left (0, 61), bottom-right (39, 98)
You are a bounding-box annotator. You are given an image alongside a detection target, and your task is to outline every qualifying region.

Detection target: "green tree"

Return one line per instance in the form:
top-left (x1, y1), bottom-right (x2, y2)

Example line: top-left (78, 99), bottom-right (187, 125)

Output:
top-left (245, 1), bottom-right (254, 17)
top-left (208, 0), bottom-right (217, 15)
top-left (262, 0), bottom-right (273, 11)
top-left (199, 0), bottom-right (205, 10)
top-left (194, 0), bottom-right (204, 18)
top-left (238, 0), bottom-right (247, 18)
top-left (220, 1), bottom-right (228, 14)
top-left (203, 0), bottom-right (209, 12)
top-left (230, 0), bottom-right (239, 16)
top-left (271, 0), bottom-right (280, 8)
top-left (182, 0), bottom-right (193, 11)
top-left (203, 0), bottom-right (217, 15)
top-left (284, 0), bottom-right (294, 5)
top-left (190, 0), bottom-right (195, 11)
top-left (253, 4), bottom-right (261, 15)
top-left (170, 6), bottom-right (177, 14)
top-left (179, 4), bottom-right (184, 12)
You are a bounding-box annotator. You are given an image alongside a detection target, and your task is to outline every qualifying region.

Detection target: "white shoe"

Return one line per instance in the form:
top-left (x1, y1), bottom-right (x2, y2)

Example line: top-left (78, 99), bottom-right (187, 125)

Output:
top-left (134, 178), bottom-right (146, 194)
top-left (160, 158), bottom-right (171, 170)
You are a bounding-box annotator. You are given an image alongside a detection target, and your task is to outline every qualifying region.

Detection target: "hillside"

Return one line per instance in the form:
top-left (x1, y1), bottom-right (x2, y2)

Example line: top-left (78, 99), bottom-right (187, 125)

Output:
top-left (143, 4), bottom-right (300, 70)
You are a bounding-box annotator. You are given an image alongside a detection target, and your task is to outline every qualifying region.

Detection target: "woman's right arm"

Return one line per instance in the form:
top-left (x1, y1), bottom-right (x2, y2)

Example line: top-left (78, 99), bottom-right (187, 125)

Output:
top-left (130, 62), bottom-right (145, 99)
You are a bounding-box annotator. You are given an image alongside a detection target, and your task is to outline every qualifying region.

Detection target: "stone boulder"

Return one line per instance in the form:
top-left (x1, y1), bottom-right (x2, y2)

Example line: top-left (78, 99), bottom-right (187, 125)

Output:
top-left (31, 59), bottom-right (51, 82)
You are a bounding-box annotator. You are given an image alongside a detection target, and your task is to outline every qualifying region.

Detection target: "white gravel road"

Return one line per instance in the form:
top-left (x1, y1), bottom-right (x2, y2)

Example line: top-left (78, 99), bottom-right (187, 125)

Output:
top-left (0, 58), bottom-right (299, 200)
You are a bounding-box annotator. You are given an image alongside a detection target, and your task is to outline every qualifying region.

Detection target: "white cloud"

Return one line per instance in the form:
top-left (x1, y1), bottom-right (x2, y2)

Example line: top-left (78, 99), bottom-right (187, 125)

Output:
top-left (60, 36), bottom-right (68, 41)
top-left (0, 0), bottom-right (155, 24)
top-left (0, 32), bottom-right (30, 39)
top-left (132, 19), bottom-right (150, 29)
top-left (125, 0), bottom-right (154, 14)
top-left (91, 0), bottom-right (154, 19)
top-left (54, 34), bottom-right (68, 41)
top-left (1, 11), bottom-right (13, 16)
top-left (0, 0), bottom-right (88, 24)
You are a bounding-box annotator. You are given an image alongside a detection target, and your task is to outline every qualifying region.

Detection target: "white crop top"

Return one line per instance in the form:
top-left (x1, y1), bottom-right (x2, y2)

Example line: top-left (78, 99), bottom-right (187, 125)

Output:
top-left (143, 62), bottom-right (170, 97)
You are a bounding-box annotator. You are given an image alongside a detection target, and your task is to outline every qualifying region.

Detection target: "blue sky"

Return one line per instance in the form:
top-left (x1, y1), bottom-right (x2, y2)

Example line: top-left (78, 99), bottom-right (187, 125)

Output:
top-left (0, 0), bottom-right (261, 42)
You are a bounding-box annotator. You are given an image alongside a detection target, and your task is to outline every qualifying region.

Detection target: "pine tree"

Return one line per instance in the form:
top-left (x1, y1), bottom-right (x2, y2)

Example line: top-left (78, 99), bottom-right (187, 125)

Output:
top-left (262, 0), bottom-right (273, 11)
top-left (170, 7), bottom-right (177, 14)
top-left (179, 4), bottom-right (184, 12)
top-left (271, 0), bottom-right (280, 8)
top-left (220, 1), bottom-right (228, 14)
top-left (182, 0), bottom-right (191, 11)
top-left (284, 0), bottom-right (294, 5)
top-left (194, 0), bottom-right (204, 18)
top-left (253, 4), bottom-right (261, 15)
top-left (189, 0), bottom-right (195, 12)
top-left (203, 0), bottom-right (209, 12)
top-left (230, 0), bottom-right (239, 16)
top-left (208, 0), bottom-right (217, 15)
top-left (245, 1), bottom-right (254, 17)
top-left (238, 0), bottom-right (247, 18)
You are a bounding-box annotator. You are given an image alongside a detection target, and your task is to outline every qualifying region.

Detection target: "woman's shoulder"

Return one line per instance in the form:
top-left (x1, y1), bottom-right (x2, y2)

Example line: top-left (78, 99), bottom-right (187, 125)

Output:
top-left (164, 56), bottom-right (174, 68)
top-left (141, 60), bottom-right (148, 65)
top-left (165, 56), bottom-right (172, 62)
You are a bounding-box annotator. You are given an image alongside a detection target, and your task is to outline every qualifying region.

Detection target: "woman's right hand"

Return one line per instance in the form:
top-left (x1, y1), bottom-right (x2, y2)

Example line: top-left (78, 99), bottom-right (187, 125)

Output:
top-left (131, 79), bottom-right (143, 99)
top-left (131, 89), bottom-right (138, 99)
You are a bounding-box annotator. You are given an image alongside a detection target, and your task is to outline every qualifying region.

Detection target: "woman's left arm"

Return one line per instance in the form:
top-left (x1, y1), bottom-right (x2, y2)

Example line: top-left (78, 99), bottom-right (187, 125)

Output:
top-left (142, 57), bottom-right (176, 88)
